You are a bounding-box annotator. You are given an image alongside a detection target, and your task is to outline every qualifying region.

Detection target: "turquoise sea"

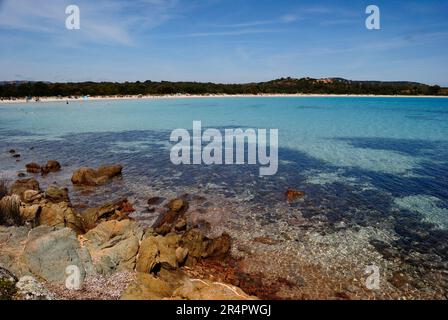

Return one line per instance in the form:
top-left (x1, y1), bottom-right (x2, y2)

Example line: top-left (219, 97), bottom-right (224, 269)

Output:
top-left (1, 96), bottom-right (448, 297)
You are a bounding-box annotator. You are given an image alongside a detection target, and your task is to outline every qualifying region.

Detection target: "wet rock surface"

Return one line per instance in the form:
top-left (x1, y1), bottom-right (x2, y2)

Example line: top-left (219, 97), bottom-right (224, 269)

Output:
top-left (71, 164), bottom-right (123, 186)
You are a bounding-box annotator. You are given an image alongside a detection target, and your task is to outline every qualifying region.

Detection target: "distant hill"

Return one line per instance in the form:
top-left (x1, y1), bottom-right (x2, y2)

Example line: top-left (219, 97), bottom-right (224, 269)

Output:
top-left (0, 77), bottom-right (445, 97)
top-left (0, 80), bottom-right (51, 86)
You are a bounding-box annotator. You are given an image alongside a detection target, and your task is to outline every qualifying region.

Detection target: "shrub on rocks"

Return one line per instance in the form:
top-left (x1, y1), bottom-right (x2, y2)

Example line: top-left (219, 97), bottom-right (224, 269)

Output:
top-left (0, 195), bottom-right (22, 226)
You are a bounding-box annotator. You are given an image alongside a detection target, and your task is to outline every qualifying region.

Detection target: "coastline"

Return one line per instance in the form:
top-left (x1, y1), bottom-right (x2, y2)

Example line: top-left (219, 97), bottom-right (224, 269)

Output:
top-left (1, 93), bottom-right (448, 104)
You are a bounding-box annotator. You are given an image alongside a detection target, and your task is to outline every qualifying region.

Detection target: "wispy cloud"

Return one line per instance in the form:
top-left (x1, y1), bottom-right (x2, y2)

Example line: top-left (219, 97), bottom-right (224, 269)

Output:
top-left (186, 28), bottom-right (286, 37)
top-left (0, 0), bottom-right (179, 45)
top-left (210, 14), bottom-right (299, 28)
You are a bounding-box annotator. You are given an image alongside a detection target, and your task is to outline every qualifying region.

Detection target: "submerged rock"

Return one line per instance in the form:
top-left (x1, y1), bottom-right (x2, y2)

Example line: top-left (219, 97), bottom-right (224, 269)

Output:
top-left (285, 189), bottom-right (305, 202)
top-left (71, 164), bottom-right (123, 186)
top-left (41, 160), bottom-right (61, 175)
top-left (25, 163), bottom-right (41, 174)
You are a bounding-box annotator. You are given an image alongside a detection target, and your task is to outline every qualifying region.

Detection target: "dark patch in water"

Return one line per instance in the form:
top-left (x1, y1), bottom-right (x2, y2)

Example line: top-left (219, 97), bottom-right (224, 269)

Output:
top-left (1, 129), bottom-right (448, 264)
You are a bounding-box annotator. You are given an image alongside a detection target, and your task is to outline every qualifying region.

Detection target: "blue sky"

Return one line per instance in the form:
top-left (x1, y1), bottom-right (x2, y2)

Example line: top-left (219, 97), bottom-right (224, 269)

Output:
top-left (0, 0), bottom-right (447, 85)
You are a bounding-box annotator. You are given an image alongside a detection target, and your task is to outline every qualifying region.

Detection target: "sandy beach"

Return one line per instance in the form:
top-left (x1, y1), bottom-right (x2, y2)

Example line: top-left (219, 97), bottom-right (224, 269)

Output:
top-left (1, 93), bottom-right (447, 104)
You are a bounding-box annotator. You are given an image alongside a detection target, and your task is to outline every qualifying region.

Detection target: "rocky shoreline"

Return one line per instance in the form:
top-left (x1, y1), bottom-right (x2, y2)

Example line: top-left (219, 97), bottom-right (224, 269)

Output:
top-left (1, 148), bottom-right (448, 300)
top-left (0, 160), bottom-right (258, 300)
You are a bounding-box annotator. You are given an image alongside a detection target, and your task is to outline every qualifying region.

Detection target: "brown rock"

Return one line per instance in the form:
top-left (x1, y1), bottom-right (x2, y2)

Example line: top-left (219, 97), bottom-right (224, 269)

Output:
top-left (25, 163), bottom-right (41, 174)
top-left (23, 190), bottom-right (42, 203)
top-left (167, 198), bottom-right (188, 213)
top-left (285, 188), bottom-right (305, 202)
top-left (19, 203), bottom-right (41, 224)
top-left (44, 185), bottom-right (69, 203)
top-left (120, 272), bottom-right (175, 300)
top-left (84, 220), bottom-right (143, 274)
top-left (38, 201), bottom-right (84, 234)
top-left (152, 198), bottom-right (189, 235)
top-left (71, 164), bottom-right (122, 186)
top-left (173, 278), bottom-right (256, 300)
top-left (10, 178), bottom-right (40, 200)
top-left (96, 164), bottom-right (123, 178)
top-left (41, 160), bottom-right (61, 175)
top-left (136, 237), bottom-right (160, 273)
top-left (180, 229), bottom-right (231, 265)
top-left (81, 198), bottom-right (133, 231)
top-left (175, 247), bottom-right (188, 264)
top-left (136, 233), bottom-right (181, 273)
top-left (71, 167), bottom-right (99, 186)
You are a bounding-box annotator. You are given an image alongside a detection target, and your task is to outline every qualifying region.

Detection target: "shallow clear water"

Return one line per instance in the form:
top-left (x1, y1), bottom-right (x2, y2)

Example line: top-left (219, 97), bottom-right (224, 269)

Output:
top-left (1, 97), bottom-right (448, 270)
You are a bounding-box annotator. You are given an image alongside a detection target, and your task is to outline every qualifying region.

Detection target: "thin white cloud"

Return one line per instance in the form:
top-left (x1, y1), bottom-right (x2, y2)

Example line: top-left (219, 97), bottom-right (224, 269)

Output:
top-left (0, 0), bottom-right (179, 45)
top-left (186, 28), bottom-right (285, 37)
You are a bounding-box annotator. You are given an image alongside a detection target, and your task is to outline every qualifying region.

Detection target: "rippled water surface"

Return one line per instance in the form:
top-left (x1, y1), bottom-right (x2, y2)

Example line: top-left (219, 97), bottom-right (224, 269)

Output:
top-left (1, 97), bottom-right (448, 297)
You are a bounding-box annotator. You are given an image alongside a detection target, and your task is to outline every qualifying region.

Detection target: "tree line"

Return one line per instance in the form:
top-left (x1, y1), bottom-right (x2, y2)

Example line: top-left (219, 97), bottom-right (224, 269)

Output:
top-left (0, 78), bottom-right (445, 98)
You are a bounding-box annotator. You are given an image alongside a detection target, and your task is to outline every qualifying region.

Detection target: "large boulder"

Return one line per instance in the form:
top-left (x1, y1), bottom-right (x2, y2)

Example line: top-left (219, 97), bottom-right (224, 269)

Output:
top-left (10, 178), bottom-right (40, 200)
top-left (136, 233), bottom-right (183, 273)
top-left (0, 226), bottom-right (30, 276)
top-left (84, 220), bottom-right (143, 274)
top-left (21, 226), bottom-right (93, 283)
top-left (38, 201), bottom-right (84, 234)
top-left (18, 186), bottom-right (82, 233)
top-left (81, 198), bottom-right (134, 231)
top-left (71, 164), bottom-right (123, 186)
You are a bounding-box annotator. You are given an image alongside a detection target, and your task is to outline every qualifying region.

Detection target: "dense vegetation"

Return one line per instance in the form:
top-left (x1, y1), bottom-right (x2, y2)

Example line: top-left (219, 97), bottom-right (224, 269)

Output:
top-left (0, 77), bottom-right (445, 98)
